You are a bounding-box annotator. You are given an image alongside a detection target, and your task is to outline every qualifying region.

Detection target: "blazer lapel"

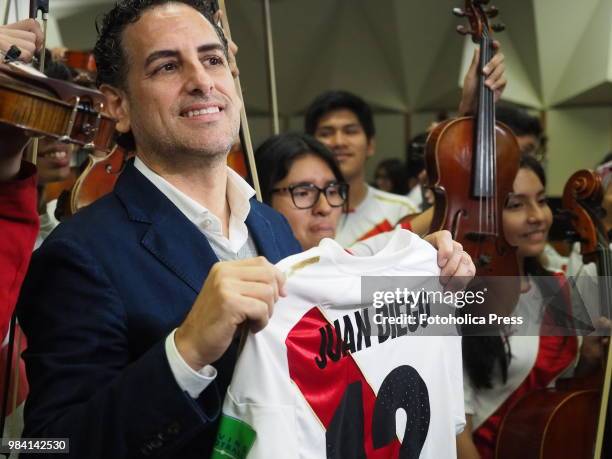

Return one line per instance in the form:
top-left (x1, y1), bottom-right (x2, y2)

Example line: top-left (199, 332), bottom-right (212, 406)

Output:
top-left (246, 203), bottom-right (282, 263)
top-left (115, 162), bottom-right (218, 293)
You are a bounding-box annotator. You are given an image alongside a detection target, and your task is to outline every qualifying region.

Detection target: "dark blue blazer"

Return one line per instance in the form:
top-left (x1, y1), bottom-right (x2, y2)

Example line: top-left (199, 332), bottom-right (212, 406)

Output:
top-left (17, 162), bottom-right (301, 458)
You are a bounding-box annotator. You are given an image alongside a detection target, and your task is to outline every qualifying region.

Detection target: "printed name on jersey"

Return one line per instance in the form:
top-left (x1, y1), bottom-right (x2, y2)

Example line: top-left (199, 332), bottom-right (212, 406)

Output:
top-left (314, 299), bottom-right (431, 370)
top-left (288, 307), bottom-right (431, 458)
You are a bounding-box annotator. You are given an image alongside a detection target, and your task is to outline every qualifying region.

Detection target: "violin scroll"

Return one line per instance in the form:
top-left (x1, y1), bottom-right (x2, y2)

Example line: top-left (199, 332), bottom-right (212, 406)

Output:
top-left (562, 169), bottom-right (606, 263)
top-left (456, 0), bottom-right (503, 43)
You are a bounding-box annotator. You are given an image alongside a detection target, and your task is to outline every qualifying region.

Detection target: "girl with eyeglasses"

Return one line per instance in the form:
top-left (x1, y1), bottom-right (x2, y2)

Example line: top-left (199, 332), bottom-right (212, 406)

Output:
top-left (255, 133), bottom-right (348, 250)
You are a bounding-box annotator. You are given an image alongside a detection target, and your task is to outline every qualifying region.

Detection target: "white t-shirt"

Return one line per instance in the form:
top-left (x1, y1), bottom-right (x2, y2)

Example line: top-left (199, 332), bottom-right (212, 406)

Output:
top-left (215, 229), bottom-right (465, 459)
top-left (35, 199), bottom-right (60, 250)
top-left (335, 186), bottom-right (418, 247)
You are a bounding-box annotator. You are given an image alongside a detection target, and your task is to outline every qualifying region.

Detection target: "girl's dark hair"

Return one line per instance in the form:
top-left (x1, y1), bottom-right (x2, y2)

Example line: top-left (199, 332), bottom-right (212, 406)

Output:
top-left (462, 154), bottom-right (563, 390)
top-left (254, 133), bottom-right (347, 206)
top-left (375, 159), bottom-right (409, 195)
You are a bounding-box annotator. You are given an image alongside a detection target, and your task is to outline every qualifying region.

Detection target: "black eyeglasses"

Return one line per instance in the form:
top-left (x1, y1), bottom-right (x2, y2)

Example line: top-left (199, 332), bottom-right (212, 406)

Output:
top-left (271, 182), bottom-right (348, 209)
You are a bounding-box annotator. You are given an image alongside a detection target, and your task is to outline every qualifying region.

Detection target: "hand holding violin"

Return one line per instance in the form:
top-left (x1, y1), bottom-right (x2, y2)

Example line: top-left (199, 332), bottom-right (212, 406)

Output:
top-left (0, 18), bottom-right (43, 63)
top-left (424, 230), bottom-right (476, 291)
top-left (459, 41), bottom-right (506, 115)
top-left (0, 19), bottom-right (45, 179)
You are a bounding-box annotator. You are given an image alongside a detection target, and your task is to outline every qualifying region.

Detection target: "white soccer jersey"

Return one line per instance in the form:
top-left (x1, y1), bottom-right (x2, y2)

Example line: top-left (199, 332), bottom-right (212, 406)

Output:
top-left (335, 186), bottom-right (418, 248)
top-left (214, 229), bottom-right (465, 459)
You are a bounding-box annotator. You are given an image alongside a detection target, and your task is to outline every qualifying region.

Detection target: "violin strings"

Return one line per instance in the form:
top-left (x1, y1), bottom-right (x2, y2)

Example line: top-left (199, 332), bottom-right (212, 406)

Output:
top-left (489, 35), bottom-right (497, 235)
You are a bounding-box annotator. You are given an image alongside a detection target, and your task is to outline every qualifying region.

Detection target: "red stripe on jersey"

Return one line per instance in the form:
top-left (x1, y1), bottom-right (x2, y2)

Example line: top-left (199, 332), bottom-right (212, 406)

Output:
top-left (357, 220), bottom-right (394, 242)
top-left (286, 307), bottom-right (402, 458)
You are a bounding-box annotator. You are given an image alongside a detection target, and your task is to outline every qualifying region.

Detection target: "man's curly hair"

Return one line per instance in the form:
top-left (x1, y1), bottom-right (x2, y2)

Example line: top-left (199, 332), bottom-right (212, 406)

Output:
top-left (94, 0), bottom-right (228, 89)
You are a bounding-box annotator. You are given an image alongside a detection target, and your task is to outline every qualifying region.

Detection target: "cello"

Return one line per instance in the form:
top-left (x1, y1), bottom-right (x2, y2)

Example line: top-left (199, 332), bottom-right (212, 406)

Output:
top-left (495, 169), bottom-right (612, 458)
top-left (425, 0), bottom-right (521, 319)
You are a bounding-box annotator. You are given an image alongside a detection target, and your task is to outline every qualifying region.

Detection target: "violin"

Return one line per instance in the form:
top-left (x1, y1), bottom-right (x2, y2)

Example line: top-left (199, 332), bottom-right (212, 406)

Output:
top-left (0, 62), bottom-right (115, 155)
top-left (425, 0), bottom-right (521, 318)
top-left (495, 170), bottom-right (611, 458)
top-left (55, 145), bottom-right (132, 219)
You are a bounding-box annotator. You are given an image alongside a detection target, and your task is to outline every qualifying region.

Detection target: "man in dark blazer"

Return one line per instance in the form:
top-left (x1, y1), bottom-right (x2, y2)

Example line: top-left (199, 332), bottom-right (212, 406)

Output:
top-left (16, 1), bottom-right (476, 457)
top-left (17, 1), bottom-right (301, 457)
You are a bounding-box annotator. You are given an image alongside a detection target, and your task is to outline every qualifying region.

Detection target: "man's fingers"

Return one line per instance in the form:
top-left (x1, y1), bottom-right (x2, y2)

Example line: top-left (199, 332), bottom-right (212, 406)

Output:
top-left (0, 28), bottom-right (40, 62)
top-left (485, 61), bottom-right (505, 86)
top-left (483, 52), bottom-right (504, 75)
top-left (443, 251), bottom-right (474, 292)
top-left (491, 76), bottom-right (507, 93)
top-left (243, 298), bottom-right (271, 334)
top-left (4, 18), bottom-right (43, 48)
top-left (440, 250), bottom-right (461, 286)
top-left (470, 46), bottom-right (480, 69)
top-left (224, 264), bottom-right (286, 297)
top-left (235, 281), bottom-right (277, 314)
top-left (1, 31), bottom-right (38, 51)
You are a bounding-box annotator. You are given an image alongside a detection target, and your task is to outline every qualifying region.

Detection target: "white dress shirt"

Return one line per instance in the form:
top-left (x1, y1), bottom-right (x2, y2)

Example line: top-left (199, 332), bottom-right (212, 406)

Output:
top-left (134, 157), bottom-right (257, 398)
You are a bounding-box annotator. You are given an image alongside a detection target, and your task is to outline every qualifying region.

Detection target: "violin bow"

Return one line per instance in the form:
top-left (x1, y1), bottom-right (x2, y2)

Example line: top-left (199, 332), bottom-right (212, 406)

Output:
top-left (27, 0), bottom-right (49, 164)
top-left (213, 0), bottom-right (263, 202)
top-left (262, 0), bottom-right (280, 135)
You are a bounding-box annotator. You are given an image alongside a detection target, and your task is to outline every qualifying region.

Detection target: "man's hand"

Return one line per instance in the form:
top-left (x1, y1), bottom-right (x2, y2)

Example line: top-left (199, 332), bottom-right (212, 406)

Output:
top-left (0, 19), bottom-right (43, 63)
top-left (174, 257), bottom-right (285, 370)
top-left (458, 41), bottom-right (506, 116)
top-left (424, 230), bottom-right (475, 291)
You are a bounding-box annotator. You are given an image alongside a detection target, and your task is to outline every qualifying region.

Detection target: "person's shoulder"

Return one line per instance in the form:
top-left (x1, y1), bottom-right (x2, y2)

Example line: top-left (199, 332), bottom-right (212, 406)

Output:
top-left (369, 186), bottom-right (417, 211)
top-left (44, 193), bottom-right (126, 246)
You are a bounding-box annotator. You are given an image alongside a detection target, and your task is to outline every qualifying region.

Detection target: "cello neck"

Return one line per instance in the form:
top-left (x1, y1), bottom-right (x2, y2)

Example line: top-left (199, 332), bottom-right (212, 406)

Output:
top-left (473, 32), bottom-right (496, 200)
top-left (596, 240), bottom-right (612, 319)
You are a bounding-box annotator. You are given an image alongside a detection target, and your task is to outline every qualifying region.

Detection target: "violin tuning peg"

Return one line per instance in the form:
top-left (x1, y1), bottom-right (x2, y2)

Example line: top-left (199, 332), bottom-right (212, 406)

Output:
top-left (452, 8), bottom-right (466, 17)
top-left (485, 6), bottom-right (499, 18)
top-left (491, 23), bottom-right (506, 33)
top-left (456, 25), bottom-right (472, 36)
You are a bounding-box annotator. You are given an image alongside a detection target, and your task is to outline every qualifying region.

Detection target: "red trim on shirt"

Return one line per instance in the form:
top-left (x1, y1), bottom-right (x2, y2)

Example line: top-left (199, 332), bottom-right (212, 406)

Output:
top-left (357, 220), bottom-right (394, 242)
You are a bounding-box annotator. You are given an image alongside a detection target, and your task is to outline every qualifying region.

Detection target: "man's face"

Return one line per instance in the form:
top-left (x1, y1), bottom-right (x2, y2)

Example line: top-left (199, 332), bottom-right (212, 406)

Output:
top-left (114, 3), bottom-right (241, 163)
top-left (313, 109), bottom-right (374, 182)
